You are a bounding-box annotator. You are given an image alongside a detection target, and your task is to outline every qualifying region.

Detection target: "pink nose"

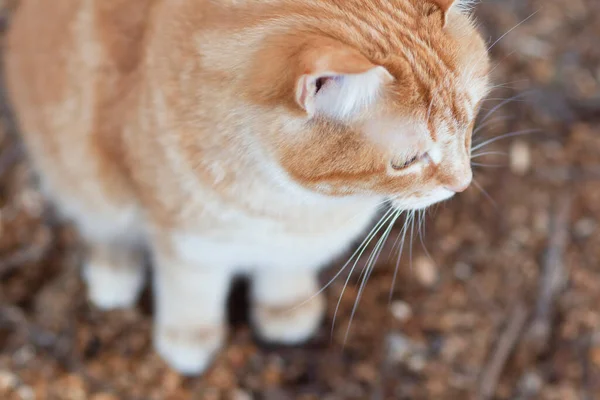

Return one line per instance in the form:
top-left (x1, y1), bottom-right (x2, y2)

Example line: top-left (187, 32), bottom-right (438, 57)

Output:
top-left (445, 173), bottom-right (472, 193)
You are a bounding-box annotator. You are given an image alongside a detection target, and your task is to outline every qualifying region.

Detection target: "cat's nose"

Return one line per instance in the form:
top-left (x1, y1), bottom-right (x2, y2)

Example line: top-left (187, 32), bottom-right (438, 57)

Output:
top-left (444, 171), bottom-right (472, 193)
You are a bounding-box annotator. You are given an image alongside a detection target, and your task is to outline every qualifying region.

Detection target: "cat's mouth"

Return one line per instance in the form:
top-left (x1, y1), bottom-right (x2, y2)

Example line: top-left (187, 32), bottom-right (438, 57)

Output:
top-left (389, 189), bottom-right (456, 211)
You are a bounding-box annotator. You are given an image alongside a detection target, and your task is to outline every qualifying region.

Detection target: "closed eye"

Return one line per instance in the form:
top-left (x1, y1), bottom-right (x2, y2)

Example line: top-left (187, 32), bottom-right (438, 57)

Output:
top-left (390, 153), bottom-right (427, 171)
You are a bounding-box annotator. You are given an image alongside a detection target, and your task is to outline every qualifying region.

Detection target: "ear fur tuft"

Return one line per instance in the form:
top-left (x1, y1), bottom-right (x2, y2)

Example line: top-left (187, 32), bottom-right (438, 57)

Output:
top-left (295, 39), bottom-right (393, 119)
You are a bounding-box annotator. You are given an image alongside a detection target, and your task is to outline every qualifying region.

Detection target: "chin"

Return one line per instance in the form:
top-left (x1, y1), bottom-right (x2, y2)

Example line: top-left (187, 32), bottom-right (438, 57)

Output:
top-left (390, 189), bottom-right (456, 211)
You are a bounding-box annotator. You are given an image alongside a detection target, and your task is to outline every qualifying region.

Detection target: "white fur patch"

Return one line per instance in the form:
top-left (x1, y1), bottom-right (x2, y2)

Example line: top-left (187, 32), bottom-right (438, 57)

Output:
top-left (84, 260), bottom-right (145, 310)
top-left (312, 66), bottom-right (392, 120)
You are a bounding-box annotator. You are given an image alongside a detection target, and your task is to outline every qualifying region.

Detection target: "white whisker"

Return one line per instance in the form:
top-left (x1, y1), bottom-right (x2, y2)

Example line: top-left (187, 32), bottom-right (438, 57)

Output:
top-left (471, 129), bottom-right (540, 152)
top-left (480, 97), bottom-right (527, 103)
top-left (409, 212), bottom-right (415, 273)
top-left (293, 207), bottom-right (394, 315)
top-left (481, 92), bottom-right (531, 122)
top-left (484, 79), bottom-right (532, 92)
top-left (487, 10), bottom-right (540, 52)
top-left (345, 198), bottom-right (390, 225)
top-left (473, 179), bottom-right (498, 209)
top-left (487, 50), bottom-right (517, 75)
top-left (330, 208), bottom-right (398, 338)
top-left (471, 162), bottom-right (505, 168)
top-left (388, 211), bottom-right (413, 304)
top-left (418, 210), bottom-right (435, 268)
top-left (471, 151), bottom-right (508, 159)
top-left (343, 209), bottom-right (400, 345)
top-left (473, 116), bottom-right (515, 136)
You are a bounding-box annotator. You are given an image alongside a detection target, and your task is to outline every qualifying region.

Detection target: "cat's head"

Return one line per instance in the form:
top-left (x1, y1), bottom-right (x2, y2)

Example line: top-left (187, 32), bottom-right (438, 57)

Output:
top-left (250, 0), bottom-right (490, 210)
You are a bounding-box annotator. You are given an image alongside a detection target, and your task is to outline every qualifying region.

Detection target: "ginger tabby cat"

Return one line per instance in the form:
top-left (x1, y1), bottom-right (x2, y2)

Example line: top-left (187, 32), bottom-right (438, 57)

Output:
top-left (5, 0), bottom-right (490, 374)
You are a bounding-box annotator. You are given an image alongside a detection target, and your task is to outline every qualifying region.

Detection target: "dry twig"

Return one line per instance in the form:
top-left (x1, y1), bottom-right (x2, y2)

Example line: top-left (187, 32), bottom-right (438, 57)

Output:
top-left (524, 192), bottom-right (572, 356)
top-left (478, 303), bottom-right (529, 400)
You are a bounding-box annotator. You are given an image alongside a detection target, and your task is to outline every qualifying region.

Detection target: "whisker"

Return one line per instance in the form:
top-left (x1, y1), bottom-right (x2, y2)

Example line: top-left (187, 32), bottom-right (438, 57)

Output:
top-left (388, 211), bottom-right (413, 304)
top-left (345, 198), bottom-right (391, 225)
top-left (409, 211), bottom-right (415, 273)
top-left (481, 92), bottom-right (531, 122)
top-left (330, 208), bottom-right (397, 338)
top-left (485, 79), bottom-right (533, 92)
top-left (473, 179), bottom-right (498, 209)
top-left (487, 9), bottom-right (540, 52)
top-left (488, 50), bottom-right (517, 75)
top-left (294, 207), bottom-right (395, 314)
top-left (343, 209), bottom-right (400, 345)
top-left (473, 116), bottom-right (515, 136)
top-left (471, 151), bottom-right (508, 159)
top-left (386, 210), bottom-right (407, 262)
top-left (471, 129), bottom-right (540, 152)
top-left (471, 162), bottom-right (506, 168)
top-left (418, 210), bottom-right (435, 268)
top-left (480, 97), bottom-right (527, 103)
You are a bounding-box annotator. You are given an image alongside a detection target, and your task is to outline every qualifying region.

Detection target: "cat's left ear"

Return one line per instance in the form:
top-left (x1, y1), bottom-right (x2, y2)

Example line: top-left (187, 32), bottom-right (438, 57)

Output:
top-left (295, 40), bottom-right (394, 120)
top-left (426, 0), bottom-right (458, 26)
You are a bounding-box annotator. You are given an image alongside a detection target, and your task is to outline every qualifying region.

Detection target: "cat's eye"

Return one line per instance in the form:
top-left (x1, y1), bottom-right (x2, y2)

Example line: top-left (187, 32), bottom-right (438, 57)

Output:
top-left (390, 153), bottom-right (424, 171)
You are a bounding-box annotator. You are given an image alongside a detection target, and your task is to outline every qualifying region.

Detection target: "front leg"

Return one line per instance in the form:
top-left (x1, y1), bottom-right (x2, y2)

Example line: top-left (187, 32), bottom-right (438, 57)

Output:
top-left (152, 245), bottom-right (233, 376)
top-left (251, 269), bottom-right (326, 344)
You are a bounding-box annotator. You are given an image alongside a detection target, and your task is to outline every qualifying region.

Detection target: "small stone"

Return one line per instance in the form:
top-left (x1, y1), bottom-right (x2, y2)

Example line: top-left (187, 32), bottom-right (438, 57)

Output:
top-left (208, 365), bottom-right (236, 390)
top-left (518, 370), bottom-right (544, 397)
top-left (386, 333), bottom-right (413, 363)
top-left (162, 370), bottom-right (182, 392)
top-left (574, 218), bottom-right (596, 239)
top-left (414, 256), bottom-right (439, 288)
top-left (13, 345), bottom-right (36, 366)
top-left (0, 370), bottom-right (18, 390)
top-left (231, 389), bottom-right (254, 400)
top-left (390, 301), bottom-right (413, 322)
top-left (16, 386), bottom-right (35, 400)
top-left (510, 140), bottom-right (531, 175)
top-left (353, 363), bottom-right (377, 384)
top-left (386, 333), bottom-right (424, 365)
top-left (263, 357), bottom-right (284, 387)
top-left (441, 336), bottom-right (467, 363)
top-left (453, 262), bottom-right (472, 281)
top-left (406, 353), bottom-right (427, 372)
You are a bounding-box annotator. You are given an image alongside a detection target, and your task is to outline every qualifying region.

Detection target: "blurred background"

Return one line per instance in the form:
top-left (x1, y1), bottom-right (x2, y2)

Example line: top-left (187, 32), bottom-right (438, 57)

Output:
top-left (0, 0), bottom-right (599, 399)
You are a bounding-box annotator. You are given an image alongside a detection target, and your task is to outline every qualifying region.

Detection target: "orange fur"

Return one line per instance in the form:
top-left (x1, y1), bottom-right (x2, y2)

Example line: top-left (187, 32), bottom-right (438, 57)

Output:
top-left (5, 0), bottom-right (490, 374)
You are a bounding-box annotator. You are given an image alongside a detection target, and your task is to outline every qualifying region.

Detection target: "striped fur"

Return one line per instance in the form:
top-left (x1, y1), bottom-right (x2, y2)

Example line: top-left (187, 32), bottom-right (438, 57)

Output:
top-left (5, 0), bottom-right (490, 375)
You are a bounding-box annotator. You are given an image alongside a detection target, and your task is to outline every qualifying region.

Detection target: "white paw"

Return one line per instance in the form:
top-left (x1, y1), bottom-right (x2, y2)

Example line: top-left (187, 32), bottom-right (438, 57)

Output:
top-left (252, 293), bottom-right (325, 345)
top-left (154, 326), bottom-right (223, 376)
top-left (83, 262), bottom-right (144, 310)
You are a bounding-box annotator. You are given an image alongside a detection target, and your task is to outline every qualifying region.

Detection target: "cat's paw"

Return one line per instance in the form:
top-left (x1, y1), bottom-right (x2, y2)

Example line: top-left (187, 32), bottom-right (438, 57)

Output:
top-left (83, 261), bottom-right (144, 310)
top-left (252, 293), bottom-right (326, 345)
top-left (154, 325), bottom-right (224, 376)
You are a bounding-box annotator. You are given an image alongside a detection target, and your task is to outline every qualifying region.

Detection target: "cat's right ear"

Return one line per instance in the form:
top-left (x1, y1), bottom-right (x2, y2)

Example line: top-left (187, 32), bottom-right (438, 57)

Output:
top-left (295, 41), bottom-right (393, 120)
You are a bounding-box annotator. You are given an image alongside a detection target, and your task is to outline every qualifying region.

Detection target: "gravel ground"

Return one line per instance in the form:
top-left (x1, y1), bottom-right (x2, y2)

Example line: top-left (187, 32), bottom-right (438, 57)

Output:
top-left (1, 0), bottom-right (600, 399)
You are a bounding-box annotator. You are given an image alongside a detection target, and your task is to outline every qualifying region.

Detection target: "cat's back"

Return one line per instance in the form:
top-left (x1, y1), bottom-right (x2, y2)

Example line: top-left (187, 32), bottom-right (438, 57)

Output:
top-left (5, 0), bottom-right (156, 234)
top-left (5, 0), bottom-right (154, 130)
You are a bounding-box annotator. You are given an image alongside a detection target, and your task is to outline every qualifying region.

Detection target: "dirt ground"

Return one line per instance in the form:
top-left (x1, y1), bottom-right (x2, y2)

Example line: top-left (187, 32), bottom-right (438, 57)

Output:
top-left (1, 0), bottom-right (600, 399)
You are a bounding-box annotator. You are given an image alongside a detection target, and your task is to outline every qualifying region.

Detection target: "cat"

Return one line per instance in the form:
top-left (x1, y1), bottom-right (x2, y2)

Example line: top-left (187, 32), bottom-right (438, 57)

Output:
top-left (4, 0), bottom-right (490, 375)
